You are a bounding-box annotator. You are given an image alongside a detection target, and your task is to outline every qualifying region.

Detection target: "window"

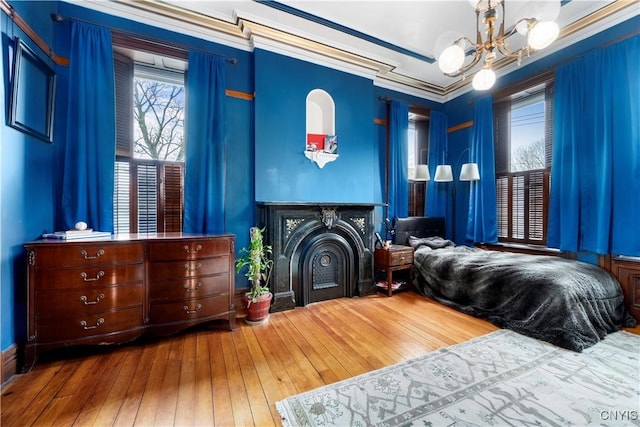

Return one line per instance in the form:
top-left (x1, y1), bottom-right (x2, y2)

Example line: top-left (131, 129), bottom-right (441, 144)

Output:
top-left (407, 109), bottom-right (430, 217)
top-left (113, 47), bottom-right (186, 234)
top-left (495, 80), bottom-right (553, 244)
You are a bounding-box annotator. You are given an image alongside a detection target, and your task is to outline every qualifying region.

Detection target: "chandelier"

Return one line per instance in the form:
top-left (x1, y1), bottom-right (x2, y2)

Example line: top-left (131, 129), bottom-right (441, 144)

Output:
top-left (437, 0), bottom-right (560, 90)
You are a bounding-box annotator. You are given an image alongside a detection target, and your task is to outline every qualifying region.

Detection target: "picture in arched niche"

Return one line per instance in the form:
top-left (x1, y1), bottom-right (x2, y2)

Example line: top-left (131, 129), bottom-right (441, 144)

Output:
top-left (305, 89), bottom-right (338, 168)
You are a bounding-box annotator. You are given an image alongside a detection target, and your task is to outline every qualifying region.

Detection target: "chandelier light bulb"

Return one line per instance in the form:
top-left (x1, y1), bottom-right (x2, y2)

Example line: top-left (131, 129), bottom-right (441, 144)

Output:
top-left (438, 44), bottom-right (465, 74)
top-left (528, 21), bottom-right (559, 50)
top-left (472, 68), bottom-right (496, 90)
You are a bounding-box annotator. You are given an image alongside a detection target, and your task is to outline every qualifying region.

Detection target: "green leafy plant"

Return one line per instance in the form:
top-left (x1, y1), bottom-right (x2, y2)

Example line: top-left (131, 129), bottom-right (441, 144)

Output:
top-left (235, 227), bottom-right (274, 303)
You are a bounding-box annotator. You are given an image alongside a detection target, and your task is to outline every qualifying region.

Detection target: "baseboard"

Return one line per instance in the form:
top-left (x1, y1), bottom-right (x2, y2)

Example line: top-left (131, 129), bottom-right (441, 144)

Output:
top-left (1, 344), bottom-right (18, 388)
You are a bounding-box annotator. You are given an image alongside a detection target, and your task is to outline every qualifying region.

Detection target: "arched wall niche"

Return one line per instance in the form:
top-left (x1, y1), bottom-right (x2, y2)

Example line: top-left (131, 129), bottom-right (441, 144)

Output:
top-left (305, 89), bottom-right (338, 168)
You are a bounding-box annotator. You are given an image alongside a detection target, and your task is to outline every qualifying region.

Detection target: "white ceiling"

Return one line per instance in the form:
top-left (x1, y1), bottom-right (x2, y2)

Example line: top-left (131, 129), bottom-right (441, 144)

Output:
top-left (74, 0), bottom-right (638, 101)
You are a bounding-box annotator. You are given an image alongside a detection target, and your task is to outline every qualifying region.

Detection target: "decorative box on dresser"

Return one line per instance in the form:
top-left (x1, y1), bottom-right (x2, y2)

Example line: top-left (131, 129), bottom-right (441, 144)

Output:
top-left (24, 233), bottom-right (235, 371)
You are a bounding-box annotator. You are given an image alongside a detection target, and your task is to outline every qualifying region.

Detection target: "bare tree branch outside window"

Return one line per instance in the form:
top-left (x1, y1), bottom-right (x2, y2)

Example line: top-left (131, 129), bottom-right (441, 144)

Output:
top-left (511, 139), bottom-right (545, 172)
top-left (133, 78), bottom-right (185, 161)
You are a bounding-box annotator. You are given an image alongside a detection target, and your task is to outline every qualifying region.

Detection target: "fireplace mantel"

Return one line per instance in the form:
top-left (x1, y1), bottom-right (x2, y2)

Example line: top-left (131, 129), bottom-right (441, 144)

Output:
top-left (257, 202), bottom-right (379, 311)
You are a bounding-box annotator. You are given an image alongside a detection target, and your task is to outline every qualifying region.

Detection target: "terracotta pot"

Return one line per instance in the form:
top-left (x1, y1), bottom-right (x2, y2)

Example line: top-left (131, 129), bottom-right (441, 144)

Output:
top-left (243, 292), bottom-right (273, 323)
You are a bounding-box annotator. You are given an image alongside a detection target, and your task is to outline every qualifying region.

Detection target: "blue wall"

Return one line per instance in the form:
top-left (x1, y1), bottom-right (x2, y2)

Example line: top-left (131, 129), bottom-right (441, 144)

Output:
top-left (1, 1), bottom-right (58, 352)
top-left (254, 49), bottom-right (378, 203)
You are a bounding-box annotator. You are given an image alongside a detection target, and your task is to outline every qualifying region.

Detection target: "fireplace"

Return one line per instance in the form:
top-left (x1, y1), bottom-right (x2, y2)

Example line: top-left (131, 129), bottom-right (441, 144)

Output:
top-left (257, 202), bottom-right (377, 311)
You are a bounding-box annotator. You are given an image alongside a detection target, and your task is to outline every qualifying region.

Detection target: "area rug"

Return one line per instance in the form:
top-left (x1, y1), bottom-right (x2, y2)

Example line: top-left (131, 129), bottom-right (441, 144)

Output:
top-left (276, 329), bottom-right (640, 426)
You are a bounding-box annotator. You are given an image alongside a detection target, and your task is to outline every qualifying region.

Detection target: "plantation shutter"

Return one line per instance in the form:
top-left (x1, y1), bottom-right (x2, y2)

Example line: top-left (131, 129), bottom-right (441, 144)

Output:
top-left (137, 164), bottom-right (158, 233)
top-left (161, 163), bottom-right (184, 232)
top-left (114, 53), bottom-right (133, 157)
top-left (512, 174), bottom-right (525, 239)
top-left (528, 171), bottom-right (545, 241)
top-left (114, 161), bottom-right (130, 234)
top-left (496, 176), bottom-right (509, 239)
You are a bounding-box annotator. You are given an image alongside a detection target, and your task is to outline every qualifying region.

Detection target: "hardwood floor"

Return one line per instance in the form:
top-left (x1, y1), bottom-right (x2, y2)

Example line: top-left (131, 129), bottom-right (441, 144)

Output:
top-left (1, 291), bottom-right (636, 427)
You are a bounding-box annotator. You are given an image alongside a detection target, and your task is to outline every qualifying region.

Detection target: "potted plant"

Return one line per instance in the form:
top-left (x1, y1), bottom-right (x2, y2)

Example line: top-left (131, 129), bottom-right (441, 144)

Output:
top-left (235, 226), bottom-right (274, 324)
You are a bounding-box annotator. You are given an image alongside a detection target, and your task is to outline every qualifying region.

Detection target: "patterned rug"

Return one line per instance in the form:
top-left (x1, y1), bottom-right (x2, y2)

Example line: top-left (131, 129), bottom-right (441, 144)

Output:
top-left (276, 329), bottom-right (640, 426)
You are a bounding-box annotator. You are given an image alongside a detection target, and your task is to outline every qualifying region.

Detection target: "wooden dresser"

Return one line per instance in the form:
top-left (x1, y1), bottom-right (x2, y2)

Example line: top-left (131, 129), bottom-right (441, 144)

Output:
top-left (24, 233), bottom-right (235, 371)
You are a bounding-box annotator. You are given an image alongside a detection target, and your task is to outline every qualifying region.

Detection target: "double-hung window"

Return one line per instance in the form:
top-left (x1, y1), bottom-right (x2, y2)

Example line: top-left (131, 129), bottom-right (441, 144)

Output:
top-left (494, 79), bottom-right (553, 245)
top-left (113, 46), bottom-right (186, 234)
top-left (407, 109), bottom-right (430, 217)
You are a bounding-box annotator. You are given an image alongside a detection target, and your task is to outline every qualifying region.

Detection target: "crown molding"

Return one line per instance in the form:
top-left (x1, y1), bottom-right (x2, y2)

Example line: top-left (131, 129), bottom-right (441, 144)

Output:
top-left (69, 0), bottom-right (638, 103)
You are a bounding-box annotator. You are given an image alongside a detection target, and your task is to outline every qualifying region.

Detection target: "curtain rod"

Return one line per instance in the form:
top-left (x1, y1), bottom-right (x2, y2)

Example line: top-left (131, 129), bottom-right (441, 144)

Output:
top-left (52, 12), bottom-right (238, 65)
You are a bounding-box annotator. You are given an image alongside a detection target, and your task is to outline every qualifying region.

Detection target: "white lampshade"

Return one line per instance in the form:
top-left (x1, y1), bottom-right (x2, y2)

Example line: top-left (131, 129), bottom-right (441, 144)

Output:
top-left (528, 21), bottom-right (559, 50)
top-left (434, 165), bottom-right (453, 182)
top-left (472, 68), bottom-right (496, 90)
top-left (438, 44), bottom-right (465, 74)
top-left (413, 164), bottom-right (431, 182)
top-left (459, 163), bottom-right (480, 181)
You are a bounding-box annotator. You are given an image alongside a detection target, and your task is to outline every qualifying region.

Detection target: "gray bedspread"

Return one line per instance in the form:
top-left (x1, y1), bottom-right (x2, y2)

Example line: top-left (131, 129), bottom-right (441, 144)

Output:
top-left (412, 244), bottom-right (637, 351)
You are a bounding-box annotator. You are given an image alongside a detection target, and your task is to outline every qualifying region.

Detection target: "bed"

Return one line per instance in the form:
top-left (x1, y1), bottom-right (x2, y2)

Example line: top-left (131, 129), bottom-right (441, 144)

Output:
top-left (392, 217), bottom-right (637, 352)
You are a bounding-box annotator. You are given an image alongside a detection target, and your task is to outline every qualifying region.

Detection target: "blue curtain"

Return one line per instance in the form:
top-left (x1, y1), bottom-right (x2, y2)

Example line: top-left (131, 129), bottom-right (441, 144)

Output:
top-left (183, 51), bottom-right (227, 234)
top-left (466, 95), bottom-right (498, 243)
top-left (426, 111), bottom-right (449, 220)
top-left (61, 22), bottom-right (115, 232)
top-left (548, 35), bottom-right (640, 256)
top-left (388, 100), bottom-right (409, 221)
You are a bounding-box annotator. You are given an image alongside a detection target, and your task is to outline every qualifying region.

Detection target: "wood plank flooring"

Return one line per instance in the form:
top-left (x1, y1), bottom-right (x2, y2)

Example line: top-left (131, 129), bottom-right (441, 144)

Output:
top-left (1, 291), bottom-right (637, 426)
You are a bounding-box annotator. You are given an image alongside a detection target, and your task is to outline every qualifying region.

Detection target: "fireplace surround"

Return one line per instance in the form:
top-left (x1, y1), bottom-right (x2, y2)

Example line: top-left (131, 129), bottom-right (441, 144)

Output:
top-left (257, 202), bottom-right (378, 311)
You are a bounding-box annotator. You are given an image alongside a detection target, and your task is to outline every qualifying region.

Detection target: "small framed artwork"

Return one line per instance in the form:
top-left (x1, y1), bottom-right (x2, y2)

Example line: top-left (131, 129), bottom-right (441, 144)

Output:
top-left (9, 37), bottom-right (56, 143)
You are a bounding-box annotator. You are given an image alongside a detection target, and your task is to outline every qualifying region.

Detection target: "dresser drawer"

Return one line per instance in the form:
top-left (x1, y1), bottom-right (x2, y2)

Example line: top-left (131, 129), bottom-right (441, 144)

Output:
top-left (149, 274), bottom-right (230, 301)
top-left (31, 243), bottom-right (144, 269)
top-left (36, 307), bottom-right (143, 342)
top-left (148, 256), bottom-right (230, 281)
top-left (32, 263), bottom-right (144, 291)
top-left (149, 294), bottom-right (230, 323)
top-left (36, 283), bottom-right (143, 319)
top-left (147, 239), bottom-right (231, 261)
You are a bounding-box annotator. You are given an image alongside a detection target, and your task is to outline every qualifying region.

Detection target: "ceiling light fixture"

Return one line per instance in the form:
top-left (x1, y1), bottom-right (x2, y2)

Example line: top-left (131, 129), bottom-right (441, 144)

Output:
top-left (438, 0), bottom-right (560, 91)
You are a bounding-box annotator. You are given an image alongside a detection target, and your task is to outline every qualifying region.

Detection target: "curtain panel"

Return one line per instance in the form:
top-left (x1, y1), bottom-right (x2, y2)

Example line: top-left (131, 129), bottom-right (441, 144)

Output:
top-left (61, 22), bottom-right (115, 232)
top-left (387, 100), bottom-right (409, 221)
top-left (548, 34), bottom-right (640, 256)
top-left (426, 110), bottom-right (449, 224)
top-left (183, 52), bottom-right (227, 234)
top-left (466, 95), bottom-right (498, 243)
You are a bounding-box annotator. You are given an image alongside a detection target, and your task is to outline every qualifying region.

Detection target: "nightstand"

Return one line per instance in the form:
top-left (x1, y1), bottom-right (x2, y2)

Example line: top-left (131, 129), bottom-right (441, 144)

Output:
top-left (374, 245), bottom-right (414, 296)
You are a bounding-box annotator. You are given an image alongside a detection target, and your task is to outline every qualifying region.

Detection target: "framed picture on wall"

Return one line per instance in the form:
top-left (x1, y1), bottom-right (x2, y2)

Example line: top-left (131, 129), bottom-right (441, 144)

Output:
top-left (9, 37), bottom-right (56, 143)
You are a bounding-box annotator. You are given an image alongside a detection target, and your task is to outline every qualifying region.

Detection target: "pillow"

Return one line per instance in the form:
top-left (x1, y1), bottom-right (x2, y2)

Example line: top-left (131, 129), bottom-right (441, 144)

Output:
top-left (408, 235), bottom-right (456, 250)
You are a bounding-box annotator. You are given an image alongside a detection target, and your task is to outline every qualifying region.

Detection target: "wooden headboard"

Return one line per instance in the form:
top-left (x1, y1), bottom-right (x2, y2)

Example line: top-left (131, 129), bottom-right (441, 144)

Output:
top-left (392, 217), bottom-right (446, 246)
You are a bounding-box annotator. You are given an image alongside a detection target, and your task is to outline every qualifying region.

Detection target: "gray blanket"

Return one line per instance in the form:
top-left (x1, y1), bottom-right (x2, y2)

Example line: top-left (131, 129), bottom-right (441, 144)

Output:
top-left (412, 245), bottom-right (637, 351)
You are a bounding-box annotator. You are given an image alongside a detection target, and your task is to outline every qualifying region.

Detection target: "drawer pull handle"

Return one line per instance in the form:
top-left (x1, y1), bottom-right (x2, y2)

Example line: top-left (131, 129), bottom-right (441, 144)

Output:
top-left (183, 244), bottom-right (203, 254)
top-left (80, 293), bottom-right (105, 305)
top-left (184, 282), bottom-right (202, 292)
top-left (80, 271), bottom-right (105, 282)
top-left (183, 304), bottom-right (202, 314)
top-left (184, 262), bottom-right (202, 272)
top-left (80, 318), bottom-right (105, 330)
top-left (80, 249), bottom-right (105, 260)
